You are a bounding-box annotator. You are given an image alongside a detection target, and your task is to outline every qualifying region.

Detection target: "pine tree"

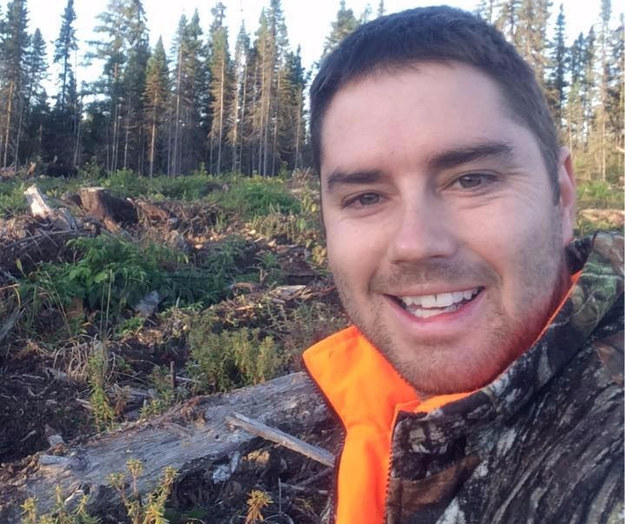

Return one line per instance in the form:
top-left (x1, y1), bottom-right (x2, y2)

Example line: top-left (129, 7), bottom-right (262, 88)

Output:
top-left (0, 0), bottom-right (29, 168)
top-left (547, 3), bottom-right (568, 127)
top-left (207, 1), bottom-right (231, 175)
top-left (607, 15), bottom-right (624, 178)
top-left (597, 0), bottom-right (612, 180)
top-left (377, 0), bottom-right (385, 17)
top-left (143, 37), bottom-right (169, 177)
top-left (120, 0), bottom-right (149, 172)
top-left (566, 32), bottom-right (586, 152)
top-left (17, 27), bottom-right (48, 164)
top-left (170, 11), bottom-right (206, 175)
top-left (515, 0), bottom-right (551, 84)
top-left (495, 0), bottom-right (522, 47)
top-left (24, 28), bottom-right (48, 162)
top-left (475, 0), bottom-right (497, 23)
top-left (323, 0), bottom-right (359, 57)
top-left (91, 0), bottom-right (149, 172)
top-left (53, 0), bottom-right (77, 111)
top-left (227, 22), bottom-right (250, 173)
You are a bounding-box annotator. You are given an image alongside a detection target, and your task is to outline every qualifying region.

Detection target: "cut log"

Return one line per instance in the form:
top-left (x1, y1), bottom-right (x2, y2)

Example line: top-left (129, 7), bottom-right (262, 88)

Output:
top-left (0, 372), bottom-right (330, 522)
top-left (78, 187), bottom-right (138, 231)
top-left (24, 185), bottom-right (77, 231)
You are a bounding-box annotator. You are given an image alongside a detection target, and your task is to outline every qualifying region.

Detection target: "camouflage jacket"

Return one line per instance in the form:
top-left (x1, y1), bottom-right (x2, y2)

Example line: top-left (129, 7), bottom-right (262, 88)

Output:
top-left (385, 231), bottom-right (624, 524)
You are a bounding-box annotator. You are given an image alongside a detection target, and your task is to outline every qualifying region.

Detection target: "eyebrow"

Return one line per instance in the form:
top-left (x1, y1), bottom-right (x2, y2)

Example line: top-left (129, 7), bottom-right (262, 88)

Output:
top-left (324, 141), bottom-right (516, 193)
top-left (427, 141), bottom-right (515, 171)
top-left (325, 169), bottom-right (383, 193)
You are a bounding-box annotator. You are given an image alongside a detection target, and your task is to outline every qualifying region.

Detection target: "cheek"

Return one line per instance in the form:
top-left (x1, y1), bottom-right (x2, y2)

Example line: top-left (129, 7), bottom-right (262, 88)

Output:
top-left (326, 222), bottom-right (382, 282)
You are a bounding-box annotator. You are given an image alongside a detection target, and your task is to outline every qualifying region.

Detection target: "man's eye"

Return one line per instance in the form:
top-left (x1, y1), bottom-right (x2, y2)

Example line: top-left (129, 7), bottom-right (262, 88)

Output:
top-left (454, 173), bottom-right (495, 189)
top-left (346, 193), bottom-right (381, 207)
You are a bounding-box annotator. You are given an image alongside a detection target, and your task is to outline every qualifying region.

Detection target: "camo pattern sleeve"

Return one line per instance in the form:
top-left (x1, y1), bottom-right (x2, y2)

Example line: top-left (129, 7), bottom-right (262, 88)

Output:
top-left (385, 232), bottom-right (624, 524)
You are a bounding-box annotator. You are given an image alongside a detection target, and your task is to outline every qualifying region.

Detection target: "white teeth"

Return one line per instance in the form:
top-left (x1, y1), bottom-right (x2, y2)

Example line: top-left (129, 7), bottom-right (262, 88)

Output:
top-left (399, 288), bottom-right (480, 311)
top-left (435, 293), bottom-right (454, 308)
top-left (421, 295), bottom-right (437, 308)
top-left (463, 290), bottom-right (475, 300)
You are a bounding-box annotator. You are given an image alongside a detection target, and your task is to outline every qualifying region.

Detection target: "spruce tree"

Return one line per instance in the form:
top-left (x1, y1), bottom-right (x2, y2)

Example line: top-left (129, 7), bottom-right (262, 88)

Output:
top-left (323, 0), bottom-right (359, 57)
top-left (143, 37), bottom-right (169, 177)
top-left (207, 1), bottom-right (231, 175)
top-left (0, 0), bottom-right (29, 168)
top-left (53, 0), bottom-right (77, 111)
top-left (228, 22), bottom-right (250, 173)
top-left (18, 27), bottom-right (48, 165)
top-left (547, 4), bottom-right (568, 127)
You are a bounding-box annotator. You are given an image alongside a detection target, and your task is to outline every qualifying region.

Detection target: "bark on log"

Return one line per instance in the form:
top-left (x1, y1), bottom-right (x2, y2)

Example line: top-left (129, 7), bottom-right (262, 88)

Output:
top-left (78, 187), bottom-right (138, 230)
top-left (0, 372), bottom-right (330, 522)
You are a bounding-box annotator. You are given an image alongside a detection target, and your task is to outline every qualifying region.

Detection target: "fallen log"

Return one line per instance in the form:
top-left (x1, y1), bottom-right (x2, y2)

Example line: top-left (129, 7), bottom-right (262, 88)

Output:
top-left (0, 372), bottom-right (331, 522)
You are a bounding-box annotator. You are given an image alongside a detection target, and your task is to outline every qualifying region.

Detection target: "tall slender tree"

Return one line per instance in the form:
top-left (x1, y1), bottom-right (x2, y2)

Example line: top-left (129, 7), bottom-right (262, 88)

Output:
top-left (207, 2), bottom-right (231, 175)
top-left (228, 22), bottom-right (250, 173)
top-left (54, 0), bottom-right (77, 111)
top-left (547, 4), bottom-right (568, 127)
top-left (0, 0), bottom-right (29, 168)
top-left (143, 36), bottom-right (169, 177)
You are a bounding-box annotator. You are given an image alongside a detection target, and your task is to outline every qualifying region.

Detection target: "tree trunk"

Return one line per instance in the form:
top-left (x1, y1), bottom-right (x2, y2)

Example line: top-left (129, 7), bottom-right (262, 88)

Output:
top-left (3, 81), bottom-right (14, 168)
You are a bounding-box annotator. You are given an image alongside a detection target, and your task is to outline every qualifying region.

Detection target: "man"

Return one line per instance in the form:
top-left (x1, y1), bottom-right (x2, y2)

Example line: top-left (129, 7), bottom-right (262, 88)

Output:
top-left (302, 6), bottom-right (623, 524)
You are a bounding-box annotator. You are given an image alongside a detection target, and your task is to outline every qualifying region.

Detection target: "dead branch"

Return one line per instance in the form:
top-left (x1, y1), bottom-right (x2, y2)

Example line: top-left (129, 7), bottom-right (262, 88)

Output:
top-left (226, 412), bottom-right (335, 467)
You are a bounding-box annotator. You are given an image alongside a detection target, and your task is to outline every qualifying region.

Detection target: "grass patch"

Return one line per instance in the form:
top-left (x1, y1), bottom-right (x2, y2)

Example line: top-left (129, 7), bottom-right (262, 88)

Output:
top-left (576, 179), bottom-right (624, 209)
top-left (214, 176), bottom-right (301, 219)
top-left (187, 324), bottom-right (284, 393)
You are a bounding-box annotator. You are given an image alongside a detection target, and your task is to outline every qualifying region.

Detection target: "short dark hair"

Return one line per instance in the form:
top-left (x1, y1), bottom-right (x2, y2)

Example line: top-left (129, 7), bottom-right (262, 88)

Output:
top-left (310, 6), bottom-right (560, 200)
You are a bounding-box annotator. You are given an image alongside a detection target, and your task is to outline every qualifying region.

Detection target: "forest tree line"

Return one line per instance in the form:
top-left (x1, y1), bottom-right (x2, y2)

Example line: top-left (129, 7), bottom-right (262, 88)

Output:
top-left (0, 0), bottom-right (622, 181)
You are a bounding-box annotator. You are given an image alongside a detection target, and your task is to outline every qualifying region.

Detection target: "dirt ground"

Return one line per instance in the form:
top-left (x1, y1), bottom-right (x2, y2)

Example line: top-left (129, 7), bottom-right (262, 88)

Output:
top-left (0, 184), bottom-right (346, 522)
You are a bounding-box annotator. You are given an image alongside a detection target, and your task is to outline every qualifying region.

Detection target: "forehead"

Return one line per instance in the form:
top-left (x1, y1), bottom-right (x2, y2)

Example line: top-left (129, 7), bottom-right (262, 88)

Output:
top-left (319, 62), bottom-right (524, 177)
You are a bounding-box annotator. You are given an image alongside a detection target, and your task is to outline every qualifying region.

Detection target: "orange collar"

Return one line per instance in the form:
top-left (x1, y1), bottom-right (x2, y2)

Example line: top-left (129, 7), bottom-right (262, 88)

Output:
top-left (302, 272), bottom-right (581, 523)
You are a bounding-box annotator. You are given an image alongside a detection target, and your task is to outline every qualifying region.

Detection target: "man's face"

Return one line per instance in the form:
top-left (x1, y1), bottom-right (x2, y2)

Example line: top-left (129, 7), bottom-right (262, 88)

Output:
top-left (320, 62), bottom-right (576, 394)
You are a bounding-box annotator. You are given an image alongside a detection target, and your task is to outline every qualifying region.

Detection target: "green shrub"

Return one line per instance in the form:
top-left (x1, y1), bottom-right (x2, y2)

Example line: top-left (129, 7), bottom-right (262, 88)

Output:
top-left (187, 325), bottom-right (283, 393)
top-left (17, 235), bottom-right (247, 333)
top-left (215, 176), bottom-right (301, 218)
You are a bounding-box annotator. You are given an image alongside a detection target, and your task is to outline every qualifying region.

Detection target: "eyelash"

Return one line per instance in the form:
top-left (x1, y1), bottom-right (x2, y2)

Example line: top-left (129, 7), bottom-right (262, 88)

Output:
top-left (344, 192), bottom-right (382, 208)
top-left (451, 173), bottom-right (498, 190)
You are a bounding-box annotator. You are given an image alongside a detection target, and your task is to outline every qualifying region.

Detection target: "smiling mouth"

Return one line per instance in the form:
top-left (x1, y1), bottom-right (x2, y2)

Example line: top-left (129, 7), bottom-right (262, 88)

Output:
top-left (393, 288), bottom-right (483, 319)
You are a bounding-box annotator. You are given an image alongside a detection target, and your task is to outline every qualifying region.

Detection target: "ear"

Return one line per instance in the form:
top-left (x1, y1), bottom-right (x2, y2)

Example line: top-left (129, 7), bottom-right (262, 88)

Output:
top-left (557, 147), bottom-right (576, 245)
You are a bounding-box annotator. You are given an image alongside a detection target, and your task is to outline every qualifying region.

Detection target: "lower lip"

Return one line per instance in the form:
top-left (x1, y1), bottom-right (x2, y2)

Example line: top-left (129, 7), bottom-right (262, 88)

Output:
top-left (386, 291), bottom-right (484, 334)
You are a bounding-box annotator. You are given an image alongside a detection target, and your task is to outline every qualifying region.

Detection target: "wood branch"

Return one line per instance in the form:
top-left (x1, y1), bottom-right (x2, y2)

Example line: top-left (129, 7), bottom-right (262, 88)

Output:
top-left (0, 372), bottom-right (330, 522)
top-left (226, 412), bottom-right (335, 467)
top-left (24, 185), bottom-right (77, 231)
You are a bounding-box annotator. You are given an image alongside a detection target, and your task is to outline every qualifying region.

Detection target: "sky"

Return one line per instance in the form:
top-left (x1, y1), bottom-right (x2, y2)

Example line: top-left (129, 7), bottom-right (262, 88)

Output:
top-left (14, 0), bottom-right (614, 91)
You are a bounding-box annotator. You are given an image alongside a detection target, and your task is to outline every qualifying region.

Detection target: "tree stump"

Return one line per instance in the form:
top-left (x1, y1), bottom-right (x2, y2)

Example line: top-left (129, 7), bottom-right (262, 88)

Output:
top-left (78, 187), bottom-right (138, 231)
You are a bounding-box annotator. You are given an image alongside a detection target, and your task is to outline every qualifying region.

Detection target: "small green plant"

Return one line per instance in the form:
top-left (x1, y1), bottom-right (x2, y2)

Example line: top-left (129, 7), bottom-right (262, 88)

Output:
top-left (140, 365), bottom-right (182, 419)
top-left (21, 485), bottom-right (98, 524)
top-left (187, 326), bottom-right (283, 393)
top-left (109, 459), bottom-right (177, 524)
top-left (87, 342), bottom-right (116, 432)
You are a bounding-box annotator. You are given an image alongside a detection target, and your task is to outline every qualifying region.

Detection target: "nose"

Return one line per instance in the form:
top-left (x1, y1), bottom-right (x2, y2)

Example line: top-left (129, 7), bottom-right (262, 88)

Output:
top-left (387, 199), bottom-right (458, 264)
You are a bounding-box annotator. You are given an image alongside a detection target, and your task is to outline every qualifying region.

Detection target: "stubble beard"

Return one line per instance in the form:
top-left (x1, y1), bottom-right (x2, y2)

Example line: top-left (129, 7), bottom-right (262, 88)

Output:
top-left (331, 225), bottom-right (571, 395)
